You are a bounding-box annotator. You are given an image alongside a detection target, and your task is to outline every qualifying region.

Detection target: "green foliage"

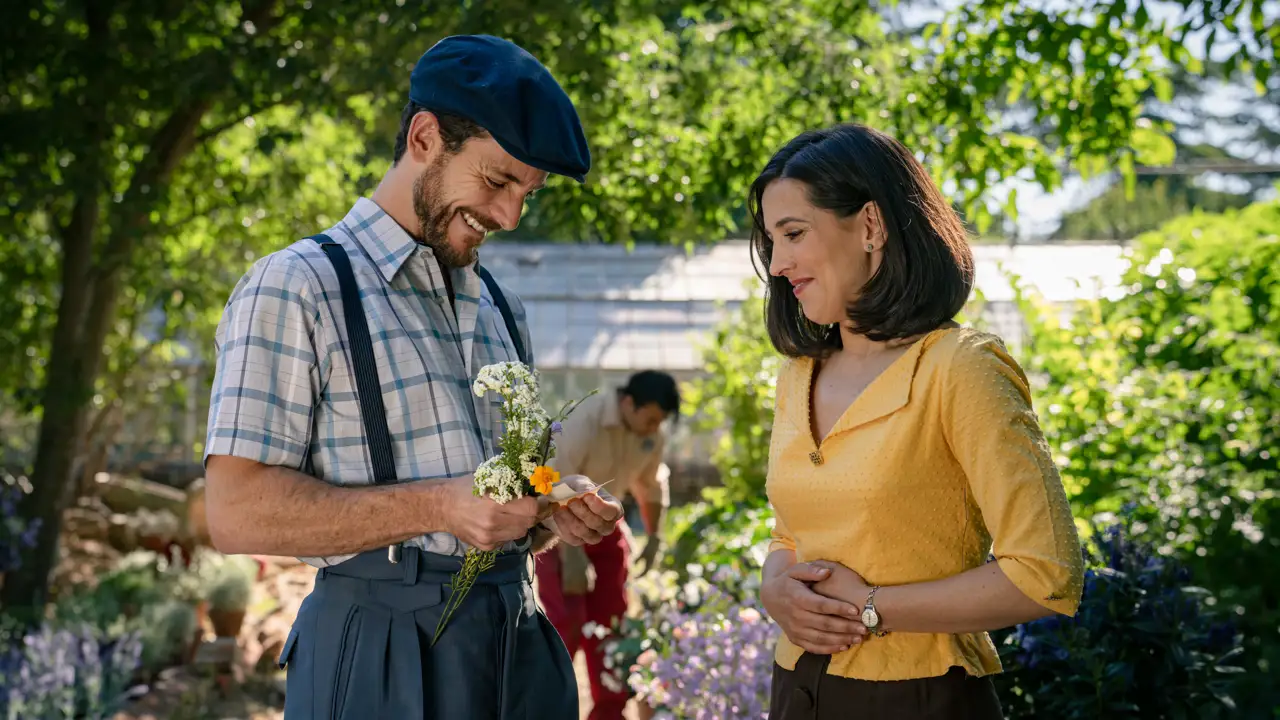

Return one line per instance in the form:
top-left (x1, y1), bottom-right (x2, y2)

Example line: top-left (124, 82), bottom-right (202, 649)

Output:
top-left (680, 289), bottom-right (777, 501)
top-left (2, 0), bottom-right (1252, 438)
top-left (53, 552), bottom-right (174, 632)
top-left (1053, 177), bottom-right (1258, 241)
top-left (662, 488), bottom-right (774, 591)
top-left (137, 601), bottom-right (198, 674)
top-left (1015, 198), bottom-right (1280, 713)
top-left (664, 287), bottom-right (778, 584)
top-left (52, 549), bottom-right (216, 673)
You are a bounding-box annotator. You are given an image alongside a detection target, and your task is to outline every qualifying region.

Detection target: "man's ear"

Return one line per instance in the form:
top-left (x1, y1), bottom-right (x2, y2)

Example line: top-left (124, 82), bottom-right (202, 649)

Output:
top-left (405, 110), bottom-right (443, 165)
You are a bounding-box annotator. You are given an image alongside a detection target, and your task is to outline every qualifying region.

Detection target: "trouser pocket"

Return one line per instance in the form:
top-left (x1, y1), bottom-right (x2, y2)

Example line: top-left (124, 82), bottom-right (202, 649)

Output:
top-left (329, 604), bottom-right (361, 719)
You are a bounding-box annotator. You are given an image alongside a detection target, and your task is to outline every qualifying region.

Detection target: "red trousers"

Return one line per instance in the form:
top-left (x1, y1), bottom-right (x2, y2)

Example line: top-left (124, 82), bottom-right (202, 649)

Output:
top-left (536, 529), bottom-right (630, 720)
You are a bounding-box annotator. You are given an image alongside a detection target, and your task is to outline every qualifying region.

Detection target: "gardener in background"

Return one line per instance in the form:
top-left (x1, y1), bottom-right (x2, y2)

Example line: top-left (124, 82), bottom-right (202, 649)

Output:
top-left (536, 370), bottom-right (680, 720)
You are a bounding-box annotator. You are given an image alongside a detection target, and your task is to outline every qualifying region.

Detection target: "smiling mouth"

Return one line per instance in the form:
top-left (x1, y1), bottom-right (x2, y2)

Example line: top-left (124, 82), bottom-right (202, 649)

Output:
top-left (460, 210), bottom-right (489, 237)
top-left (791, 279), bottom-right (813, 296)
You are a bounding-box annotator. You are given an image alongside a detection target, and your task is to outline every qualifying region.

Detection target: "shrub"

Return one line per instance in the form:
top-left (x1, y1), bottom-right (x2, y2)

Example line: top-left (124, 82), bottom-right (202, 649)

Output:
top-left (137, 601), bottom-right (197, 673)
top-left (1015, 199), bottom-right (1280, 712)
top-left (993, 518), bottom-right (1247, 719)
top-left (662, 489), bottom-right (774, 596)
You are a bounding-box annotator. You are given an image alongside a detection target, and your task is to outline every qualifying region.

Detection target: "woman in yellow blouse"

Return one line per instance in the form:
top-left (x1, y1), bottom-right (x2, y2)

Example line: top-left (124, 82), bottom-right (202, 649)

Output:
top-left (752, 124), bottom-right (1084, 719)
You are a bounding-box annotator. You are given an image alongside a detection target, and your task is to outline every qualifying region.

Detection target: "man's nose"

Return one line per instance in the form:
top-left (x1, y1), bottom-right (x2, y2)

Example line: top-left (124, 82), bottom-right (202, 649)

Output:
top-left (491, 195), bottom-right (523, 232)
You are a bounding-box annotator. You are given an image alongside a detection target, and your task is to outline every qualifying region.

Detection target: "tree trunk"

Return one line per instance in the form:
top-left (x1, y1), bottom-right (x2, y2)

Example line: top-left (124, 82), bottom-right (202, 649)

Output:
top-left (0, 199), bottom-right (101, 615)
top-left (0, 98), bottom-right (213, 615)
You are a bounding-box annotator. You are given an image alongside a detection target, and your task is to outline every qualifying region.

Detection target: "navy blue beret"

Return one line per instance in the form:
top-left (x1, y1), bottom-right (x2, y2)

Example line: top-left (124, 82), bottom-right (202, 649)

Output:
top-left (409, 35), bottom-right (591, 182)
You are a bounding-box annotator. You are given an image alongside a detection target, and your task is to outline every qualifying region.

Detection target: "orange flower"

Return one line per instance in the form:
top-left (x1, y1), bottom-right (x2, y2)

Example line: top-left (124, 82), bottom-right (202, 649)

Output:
top-left (529, 465), bottom-right (560, 495)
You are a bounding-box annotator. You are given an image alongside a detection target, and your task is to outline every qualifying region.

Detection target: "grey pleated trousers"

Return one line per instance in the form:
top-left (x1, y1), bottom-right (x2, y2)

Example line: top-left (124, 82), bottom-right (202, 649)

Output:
top-left (278, 547), bottom-right (578, 719)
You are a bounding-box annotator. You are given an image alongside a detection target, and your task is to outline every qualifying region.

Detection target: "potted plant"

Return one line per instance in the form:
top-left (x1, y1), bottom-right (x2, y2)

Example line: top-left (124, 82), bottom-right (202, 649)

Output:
top-left (139, 600), bottom-right (199, 672)
top-left (206, 560), bottom-right (254, 638)
top-left (171, 547), bottom-right (223, 655)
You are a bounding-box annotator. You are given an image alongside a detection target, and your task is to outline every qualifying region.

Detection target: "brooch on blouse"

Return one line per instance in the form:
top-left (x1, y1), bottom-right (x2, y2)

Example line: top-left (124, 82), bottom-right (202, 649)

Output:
top-left (809, 450), bottom-right (824, 466)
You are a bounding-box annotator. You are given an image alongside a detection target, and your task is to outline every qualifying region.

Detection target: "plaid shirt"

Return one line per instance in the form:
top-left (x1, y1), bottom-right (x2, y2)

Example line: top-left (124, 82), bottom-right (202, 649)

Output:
top-left (205, 198), bottom-right (533, 567)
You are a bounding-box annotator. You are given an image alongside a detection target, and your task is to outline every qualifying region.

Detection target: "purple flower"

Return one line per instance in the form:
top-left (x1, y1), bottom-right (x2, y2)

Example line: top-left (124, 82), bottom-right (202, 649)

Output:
top-left (1, 481), bottom-right (41, 573)
top-left (629, 591), bottom-right (776, 718)
top-left (551, 421), bottom-right (563, 435)
top-left (1, 622), bottom-right (142, 718)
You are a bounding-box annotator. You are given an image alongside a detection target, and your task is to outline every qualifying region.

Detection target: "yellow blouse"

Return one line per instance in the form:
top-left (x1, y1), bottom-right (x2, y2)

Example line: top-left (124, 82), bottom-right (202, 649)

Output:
top-left (767, 327), bottom-right (1083, 681)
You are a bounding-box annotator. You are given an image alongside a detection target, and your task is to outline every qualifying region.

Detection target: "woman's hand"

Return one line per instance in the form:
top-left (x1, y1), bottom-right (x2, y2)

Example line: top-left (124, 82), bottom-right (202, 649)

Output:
top-left (808, 559), bottom-right (872, 609)
top-left (760, 561), bottom-right (868, 655)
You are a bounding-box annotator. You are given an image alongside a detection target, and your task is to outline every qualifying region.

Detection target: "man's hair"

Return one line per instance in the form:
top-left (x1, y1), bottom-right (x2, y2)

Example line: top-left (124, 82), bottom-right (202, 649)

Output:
top-left (748, 123), bottom-right (975, 356)
top-left (392, 101), bottom-right (489, 164)
top-left (620, 370), bottom-right (681, 417)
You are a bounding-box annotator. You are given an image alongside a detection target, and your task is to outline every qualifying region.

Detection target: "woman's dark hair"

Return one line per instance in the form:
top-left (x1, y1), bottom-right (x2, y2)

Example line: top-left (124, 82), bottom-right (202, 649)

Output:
top-left (392, 101), bottom-right (488, 164)
top-left (748, 123), bottom-right (974, 357)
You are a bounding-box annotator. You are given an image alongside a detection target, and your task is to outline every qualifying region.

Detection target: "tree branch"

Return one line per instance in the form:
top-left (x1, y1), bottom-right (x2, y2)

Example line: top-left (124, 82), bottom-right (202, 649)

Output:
top-left (193, 96), bottom-right (290, 144)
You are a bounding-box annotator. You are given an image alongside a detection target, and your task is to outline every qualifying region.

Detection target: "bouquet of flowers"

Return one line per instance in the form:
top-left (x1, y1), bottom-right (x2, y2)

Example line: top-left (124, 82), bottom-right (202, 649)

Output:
top-left (432, 361), bottom-right (596, 645)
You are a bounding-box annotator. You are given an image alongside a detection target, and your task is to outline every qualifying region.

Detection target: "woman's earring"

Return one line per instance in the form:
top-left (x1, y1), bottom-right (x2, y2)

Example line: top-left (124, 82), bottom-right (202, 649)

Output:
top-left (865, 243), bottom-right (875, 252)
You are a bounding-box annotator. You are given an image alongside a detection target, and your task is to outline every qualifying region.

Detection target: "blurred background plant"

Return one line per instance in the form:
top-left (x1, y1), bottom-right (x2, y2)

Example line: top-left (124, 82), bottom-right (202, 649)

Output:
top-left (992, 515), bottom-right (1247, 718)
top-left (0, 622), bottom-right (143, 720)
top-left (1012, 198), bottom-right (1280, 715)
top-left (0, 477), bottom-right (41, 577)
top-left (628, 588), bottom-right (777, 720)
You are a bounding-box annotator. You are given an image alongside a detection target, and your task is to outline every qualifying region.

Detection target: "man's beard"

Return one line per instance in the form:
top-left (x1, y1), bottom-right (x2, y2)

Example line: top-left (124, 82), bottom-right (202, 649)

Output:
top-left (412, 161), bottom-right (484, 269)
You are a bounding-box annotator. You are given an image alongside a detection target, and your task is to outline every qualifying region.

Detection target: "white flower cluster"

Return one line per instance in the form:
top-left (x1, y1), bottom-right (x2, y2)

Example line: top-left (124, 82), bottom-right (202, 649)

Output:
top-left (472, 361), bottom-right (538, 404)
top-left (470, 361), bottom-right (552, 505)
top-left (472, 456), bottom-right (523, 505)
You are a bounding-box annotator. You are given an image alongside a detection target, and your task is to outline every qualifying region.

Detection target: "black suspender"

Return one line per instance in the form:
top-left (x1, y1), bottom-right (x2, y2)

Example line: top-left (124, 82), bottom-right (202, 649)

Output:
top-left (310, 235), bottom-right (529, 487)
top-left (475, 264), bottom-right (528, 365)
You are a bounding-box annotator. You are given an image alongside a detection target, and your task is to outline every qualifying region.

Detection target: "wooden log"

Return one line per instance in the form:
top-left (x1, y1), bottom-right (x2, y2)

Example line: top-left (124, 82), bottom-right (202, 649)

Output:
top-left (95, 474), bottom-right (187, 515)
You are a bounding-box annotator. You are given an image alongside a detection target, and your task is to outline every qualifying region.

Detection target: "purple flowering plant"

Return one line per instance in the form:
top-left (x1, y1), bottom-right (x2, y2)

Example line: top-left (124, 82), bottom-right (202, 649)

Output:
top-left (0, 622), bottom-right (143, 720)
top-left (0, 477), bottom-right (41, 574)
top-left (595, 495), bottom-right (779, 718)
top-left (628, 586), bottom-right (778, 720)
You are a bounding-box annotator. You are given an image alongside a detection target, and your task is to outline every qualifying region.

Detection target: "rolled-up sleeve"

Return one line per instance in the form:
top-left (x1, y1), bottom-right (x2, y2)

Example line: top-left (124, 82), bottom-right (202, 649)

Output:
top-left (204, 253), bottom-right (322, 470)
top-left (942, 336), bottom-right (1083, 616)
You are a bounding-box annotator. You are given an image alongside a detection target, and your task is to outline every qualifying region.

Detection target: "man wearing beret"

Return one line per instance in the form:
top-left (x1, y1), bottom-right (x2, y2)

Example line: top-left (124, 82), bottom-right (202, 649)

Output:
top-left (202, 35), bottom-right (622, 718)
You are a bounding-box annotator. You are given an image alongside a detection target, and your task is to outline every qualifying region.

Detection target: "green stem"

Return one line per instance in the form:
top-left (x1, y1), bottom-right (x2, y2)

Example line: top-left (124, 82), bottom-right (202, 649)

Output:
top-left (431, 549), bottom-right (498, 646)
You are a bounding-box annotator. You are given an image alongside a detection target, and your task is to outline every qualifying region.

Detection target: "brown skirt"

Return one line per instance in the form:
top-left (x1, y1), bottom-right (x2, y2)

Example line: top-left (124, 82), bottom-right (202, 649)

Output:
top-left (769, 653), bottom-right (1003, 720)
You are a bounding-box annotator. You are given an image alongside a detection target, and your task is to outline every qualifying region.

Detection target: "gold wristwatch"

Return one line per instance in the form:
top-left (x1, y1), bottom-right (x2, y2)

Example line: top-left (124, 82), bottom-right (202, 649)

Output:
top-left (861, 585), bottom-right (888, 637)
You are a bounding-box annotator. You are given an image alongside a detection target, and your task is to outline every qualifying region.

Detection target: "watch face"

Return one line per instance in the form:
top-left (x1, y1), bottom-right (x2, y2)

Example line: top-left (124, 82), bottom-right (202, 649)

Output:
top-left (861, 605), bottom-right (878, 628)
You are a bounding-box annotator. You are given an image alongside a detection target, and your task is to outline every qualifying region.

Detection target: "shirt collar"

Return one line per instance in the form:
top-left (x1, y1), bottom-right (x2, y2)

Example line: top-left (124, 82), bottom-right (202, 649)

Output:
top-left (800, 329), bottom-right (942, 439)
top-left (341, 197), bottom-right (463, 287)
top-left (600, 390), bottom-right (624, 428)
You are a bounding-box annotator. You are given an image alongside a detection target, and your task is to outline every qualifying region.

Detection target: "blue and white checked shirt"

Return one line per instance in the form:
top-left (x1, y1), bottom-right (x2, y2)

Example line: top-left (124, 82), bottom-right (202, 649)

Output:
top-left (205, 198), bottom-right (533, 567)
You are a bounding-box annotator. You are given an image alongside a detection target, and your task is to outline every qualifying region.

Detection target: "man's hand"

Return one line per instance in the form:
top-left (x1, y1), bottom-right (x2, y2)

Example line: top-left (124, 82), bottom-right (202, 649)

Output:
top-left (440, 476), bottom-right (540, 551)
top-left (760, 562), bottom-right (867, 655)
top-left (544, 474), bottom-right (623, 546)
top-left (635, 535), bottom-right (661, 575)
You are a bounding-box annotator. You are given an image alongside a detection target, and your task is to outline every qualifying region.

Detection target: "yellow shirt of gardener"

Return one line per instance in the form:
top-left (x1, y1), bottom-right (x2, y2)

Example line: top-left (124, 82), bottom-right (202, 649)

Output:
top-left (767, 327), bottom-right (1084, 681)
